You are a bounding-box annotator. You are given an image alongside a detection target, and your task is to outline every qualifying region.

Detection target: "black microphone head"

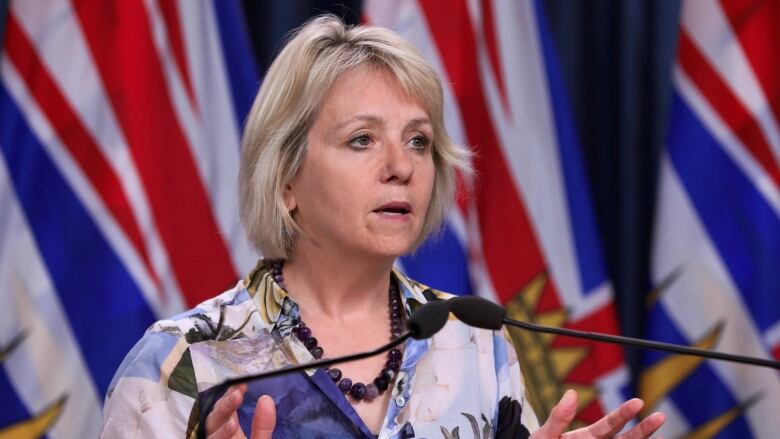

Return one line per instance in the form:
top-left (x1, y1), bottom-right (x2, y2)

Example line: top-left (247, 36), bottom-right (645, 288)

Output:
top-left (407, 300), bottom-right (450, 339)
top-left (449, 296), bottom-right (505, 330)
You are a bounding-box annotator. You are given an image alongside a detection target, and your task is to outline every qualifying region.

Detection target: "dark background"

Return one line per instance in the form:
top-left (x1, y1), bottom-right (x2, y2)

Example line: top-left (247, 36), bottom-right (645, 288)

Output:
top-left (239, 1), bottom-right (683, 383)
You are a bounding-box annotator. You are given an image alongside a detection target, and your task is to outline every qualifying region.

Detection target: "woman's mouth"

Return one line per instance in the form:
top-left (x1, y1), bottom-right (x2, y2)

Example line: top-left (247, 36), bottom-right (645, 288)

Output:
top-left (373, 202), bottom-right (412, 219)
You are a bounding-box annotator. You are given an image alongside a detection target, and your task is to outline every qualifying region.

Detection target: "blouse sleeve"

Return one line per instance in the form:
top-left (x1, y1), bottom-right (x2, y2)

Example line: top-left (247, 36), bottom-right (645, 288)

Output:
top-left (101, 330), bottom-right (199, 438)
top-left (494, 328), bottom-right (540, 438)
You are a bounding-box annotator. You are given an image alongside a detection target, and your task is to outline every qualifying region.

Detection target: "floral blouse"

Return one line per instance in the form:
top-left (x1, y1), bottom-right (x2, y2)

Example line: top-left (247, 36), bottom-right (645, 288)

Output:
top-left (101, 261), bottom-right (539, 438)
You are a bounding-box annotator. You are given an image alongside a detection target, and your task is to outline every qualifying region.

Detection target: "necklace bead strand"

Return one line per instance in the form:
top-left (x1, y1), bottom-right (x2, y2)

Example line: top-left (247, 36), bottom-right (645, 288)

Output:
top-left (269, 260), bottom-right (403, 402)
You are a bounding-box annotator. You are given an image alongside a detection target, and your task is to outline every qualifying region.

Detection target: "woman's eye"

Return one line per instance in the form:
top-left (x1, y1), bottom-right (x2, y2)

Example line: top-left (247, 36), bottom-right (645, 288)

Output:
top-left (348, 134), bottom-right (372, 149)
top-left (408, 135), bottom-right (430, 151)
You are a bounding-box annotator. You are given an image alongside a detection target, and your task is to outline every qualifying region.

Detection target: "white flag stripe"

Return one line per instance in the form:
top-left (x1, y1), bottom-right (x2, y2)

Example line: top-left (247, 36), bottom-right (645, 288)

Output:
top-left (141, 0), bottom-right (221, 211)
top-left (652, 156), bottom-right (780, 438)
top-left (11, 0), bottom-right (187, 315)
top-left (681, 0), bottom-right (780, 167)
top-left (0, 157), bottom-right (103, 439)
top-left (481, 0), bottom-right (594, 315)
top-left (176, 0), bottom-right (257, 274)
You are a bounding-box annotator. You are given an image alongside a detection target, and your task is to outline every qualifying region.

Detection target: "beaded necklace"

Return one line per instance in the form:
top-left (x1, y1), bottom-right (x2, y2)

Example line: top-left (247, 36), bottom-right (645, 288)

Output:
top-left (268, 260), bottom-right (403, 402)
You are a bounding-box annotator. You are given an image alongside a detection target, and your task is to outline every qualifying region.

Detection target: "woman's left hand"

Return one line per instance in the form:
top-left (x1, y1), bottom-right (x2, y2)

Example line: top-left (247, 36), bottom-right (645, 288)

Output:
top-left (531, 389), bottom-right (665, 438)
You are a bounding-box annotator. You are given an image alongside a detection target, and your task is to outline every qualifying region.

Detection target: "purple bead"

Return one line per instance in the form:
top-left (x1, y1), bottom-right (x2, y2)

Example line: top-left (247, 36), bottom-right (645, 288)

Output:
top-left (296, 326), bottom-right (311, 340)
top-left (388, 349), bottom-right (402, 361)
top-left (365, 383), bottom-right (379, 401)
top-left (350, 382), bottom-right (367, 400)
top-left (386, 360), bottom-right (400, 371)
top-left (381, 367), bottom-right (395, 381)
top-left (310, 347), bottom-right (324, 359)
top-left (373, 377), bottom-right (389, 391)
top-left (327, 368), bottom-right (342, 382)
top-left (390, 323), bottom-right (403, 334)
top-left (273, 274), bottom-right (284, 283)
top-left (304, 337), bottom-right (318, 349)
top-left (338, 378), bottom-right (352, 393)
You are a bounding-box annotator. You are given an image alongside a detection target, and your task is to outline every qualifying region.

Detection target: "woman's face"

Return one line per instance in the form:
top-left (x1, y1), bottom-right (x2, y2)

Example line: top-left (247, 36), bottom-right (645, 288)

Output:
top-left (284, 65), bottom-right (435, 260)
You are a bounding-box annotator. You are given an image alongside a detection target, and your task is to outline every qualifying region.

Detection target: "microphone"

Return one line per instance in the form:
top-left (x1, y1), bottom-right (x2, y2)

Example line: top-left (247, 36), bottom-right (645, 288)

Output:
top-left (449, 295), bottom-right (780, 370)
top-left (196, 298), bottom-right (450, 438)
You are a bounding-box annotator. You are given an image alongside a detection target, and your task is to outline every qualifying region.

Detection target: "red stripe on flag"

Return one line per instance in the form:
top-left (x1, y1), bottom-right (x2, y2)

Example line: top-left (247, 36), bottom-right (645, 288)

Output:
top-left (719, 0), bottom-right (780, 144)
top-left (157, 0), bottom-right (197, 111)
top-left (678, 30), bottom-right (780, 190)
top-left (480, 0), bottom-right (511, 115)
top-left (73, 0), bottom-right (237, 305)
top-left (4, 15), bottom-right (161, 293)
top-left (419, 0), bottom-right (546, 303)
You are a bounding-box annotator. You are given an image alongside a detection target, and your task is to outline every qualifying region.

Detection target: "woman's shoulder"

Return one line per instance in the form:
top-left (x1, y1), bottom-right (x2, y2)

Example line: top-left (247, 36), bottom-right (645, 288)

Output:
top-left (147, 281), bottom-right (259, 342)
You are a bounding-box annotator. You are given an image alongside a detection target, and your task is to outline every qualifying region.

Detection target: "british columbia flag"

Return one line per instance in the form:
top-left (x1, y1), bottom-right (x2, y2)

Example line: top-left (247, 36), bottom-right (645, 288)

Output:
top-left (647, 0), bottom-right (780, 438)
top-left (0, 0), bottom-right (627, 437)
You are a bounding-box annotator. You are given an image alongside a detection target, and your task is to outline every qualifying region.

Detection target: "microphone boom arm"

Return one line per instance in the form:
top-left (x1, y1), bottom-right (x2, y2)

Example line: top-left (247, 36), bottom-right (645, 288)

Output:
top-left (504, 317), bottom-right (780, 369)
top-left (222, 332), bottom-right (411, 388)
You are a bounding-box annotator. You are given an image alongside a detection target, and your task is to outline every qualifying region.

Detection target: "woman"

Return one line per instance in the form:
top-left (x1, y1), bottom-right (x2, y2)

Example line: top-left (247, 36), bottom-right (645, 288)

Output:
top-left (101, 16), bottom-right (664, 438)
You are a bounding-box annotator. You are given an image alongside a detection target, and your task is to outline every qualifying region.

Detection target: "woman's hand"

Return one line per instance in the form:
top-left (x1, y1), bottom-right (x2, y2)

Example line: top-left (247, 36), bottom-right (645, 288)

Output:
top-left (205, 384), bottom-right (276, 439)
top-left (531, 390), bottom-right (665, 438)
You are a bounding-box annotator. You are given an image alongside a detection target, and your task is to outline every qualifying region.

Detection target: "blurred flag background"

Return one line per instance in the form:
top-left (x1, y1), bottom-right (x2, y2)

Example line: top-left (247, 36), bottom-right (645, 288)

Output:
top-left (645, 1), bottom-right (780, 437)
top-left (0, 1), bottom-right (778, 438)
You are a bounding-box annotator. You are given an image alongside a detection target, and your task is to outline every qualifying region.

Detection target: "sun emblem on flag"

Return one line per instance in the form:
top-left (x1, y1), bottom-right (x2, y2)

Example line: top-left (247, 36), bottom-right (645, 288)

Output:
top-left (0, 332), bottom-right (67, 439)
top-left (504, 271), bottom-right (596, 429)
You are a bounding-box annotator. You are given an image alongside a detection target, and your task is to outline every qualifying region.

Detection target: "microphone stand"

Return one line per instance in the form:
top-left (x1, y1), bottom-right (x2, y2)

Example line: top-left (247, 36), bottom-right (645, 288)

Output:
top-left (196, 332), bottom-right (412, 439)
top-left (504, 316), bottom-right (780, 369)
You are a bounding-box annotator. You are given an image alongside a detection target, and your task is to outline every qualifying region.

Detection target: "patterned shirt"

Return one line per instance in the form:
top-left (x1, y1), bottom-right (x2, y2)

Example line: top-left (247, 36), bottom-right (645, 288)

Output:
top-left (101, 261), bottom-right (539, 438)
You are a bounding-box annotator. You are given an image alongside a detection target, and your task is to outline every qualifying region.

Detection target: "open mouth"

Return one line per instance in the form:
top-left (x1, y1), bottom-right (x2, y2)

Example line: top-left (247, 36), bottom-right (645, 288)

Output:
top-left (373, 202), bottom-right (412, 217)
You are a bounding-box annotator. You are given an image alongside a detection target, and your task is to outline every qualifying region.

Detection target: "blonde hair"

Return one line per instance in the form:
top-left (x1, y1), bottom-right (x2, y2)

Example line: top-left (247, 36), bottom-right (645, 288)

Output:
top-left (239, 15), bottom-right (471, 259)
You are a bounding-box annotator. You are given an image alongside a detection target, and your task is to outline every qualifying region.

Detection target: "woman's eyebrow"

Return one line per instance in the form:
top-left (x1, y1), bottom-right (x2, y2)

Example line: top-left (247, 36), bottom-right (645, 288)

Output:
top-left (405, 117), bottom-right (432, 130)
top-left (334, 114), bottom-right (382, 131)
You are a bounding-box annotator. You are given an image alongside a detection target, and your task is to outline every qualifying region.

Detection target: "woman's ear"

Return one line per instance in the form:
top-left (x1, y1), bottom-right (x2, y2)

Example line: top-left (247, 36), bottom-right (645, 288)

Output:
top-left (283, 183), bottom-right (297, 213)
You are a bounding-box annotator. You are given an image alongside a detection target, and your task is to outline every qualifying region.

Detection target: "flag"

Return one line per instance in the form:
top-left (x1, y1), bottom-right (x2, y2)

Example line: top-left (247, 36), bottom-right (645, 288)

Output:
top-left (648, 0), bottom-right (780, 437)
top-left (0, 0), bottom-right (258, 436)
top-left (367, 0), bottom-right (629, 425)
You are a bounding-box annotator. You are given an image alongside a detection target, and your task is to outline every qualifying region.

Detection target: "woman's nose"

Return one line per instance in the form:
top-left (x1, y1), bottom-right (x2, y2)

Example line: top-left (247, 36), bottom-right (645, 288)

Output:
top-left (380, 142), bottom-right (414, 184)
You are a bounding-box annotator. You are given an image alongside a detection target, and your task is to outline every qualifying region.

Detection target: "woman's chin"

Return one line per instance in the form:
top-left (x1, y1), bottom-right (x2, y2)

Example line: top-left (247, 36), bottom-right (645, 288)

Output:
top-left (357, 236), bottom-right (417, 260)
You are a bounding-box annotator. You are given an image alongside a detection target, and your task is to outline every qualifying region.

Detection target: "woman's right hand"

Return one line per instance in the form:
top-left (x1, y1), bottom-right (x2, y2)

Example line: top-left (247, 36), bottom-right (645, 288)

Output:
top-left (205, 384), bottom-right (276, 439)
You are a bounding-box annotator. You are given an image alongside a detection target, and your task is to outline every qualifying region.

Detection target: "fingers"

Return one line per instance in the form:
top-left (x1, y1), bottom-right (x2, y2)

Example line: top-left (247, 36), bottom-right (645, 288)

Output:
top-left (208, 413), bottom-right (242, 439)
top-left (250, 395), bottom-right (276, 439)
top-left (206, 384), bottom-right (248, 439)
top-left (618, 411), bottom-right (665, 439)
top-left (531, 389), bottom-right (578, 438)
top-left (584, 398), bottom-right (644, 438)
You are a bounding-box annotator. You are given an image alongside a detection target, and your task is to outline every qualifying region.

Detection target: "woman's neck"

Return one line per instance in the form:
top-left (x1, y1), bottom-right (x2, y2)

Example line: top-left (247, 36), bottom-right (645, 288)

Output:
top-left (281, 244), bottom-right (396, 319)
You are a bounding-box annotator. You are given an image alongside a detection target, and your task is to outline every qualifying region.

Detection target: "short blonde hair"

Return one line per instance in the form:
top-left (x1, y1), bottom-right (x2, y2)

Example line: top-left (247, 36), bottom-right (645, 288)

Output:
top-left (239, 15), bottom-right (471, 259)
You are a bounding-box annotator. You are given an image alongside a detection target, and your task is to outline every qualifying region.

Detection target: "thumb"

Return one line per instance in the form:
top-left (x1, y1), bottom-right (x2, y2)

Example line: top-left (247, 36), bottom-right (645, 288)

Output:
top-left (532, 389), bottom-right (578, 438)
top-left (250, 395), bottom-right (276, 439)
